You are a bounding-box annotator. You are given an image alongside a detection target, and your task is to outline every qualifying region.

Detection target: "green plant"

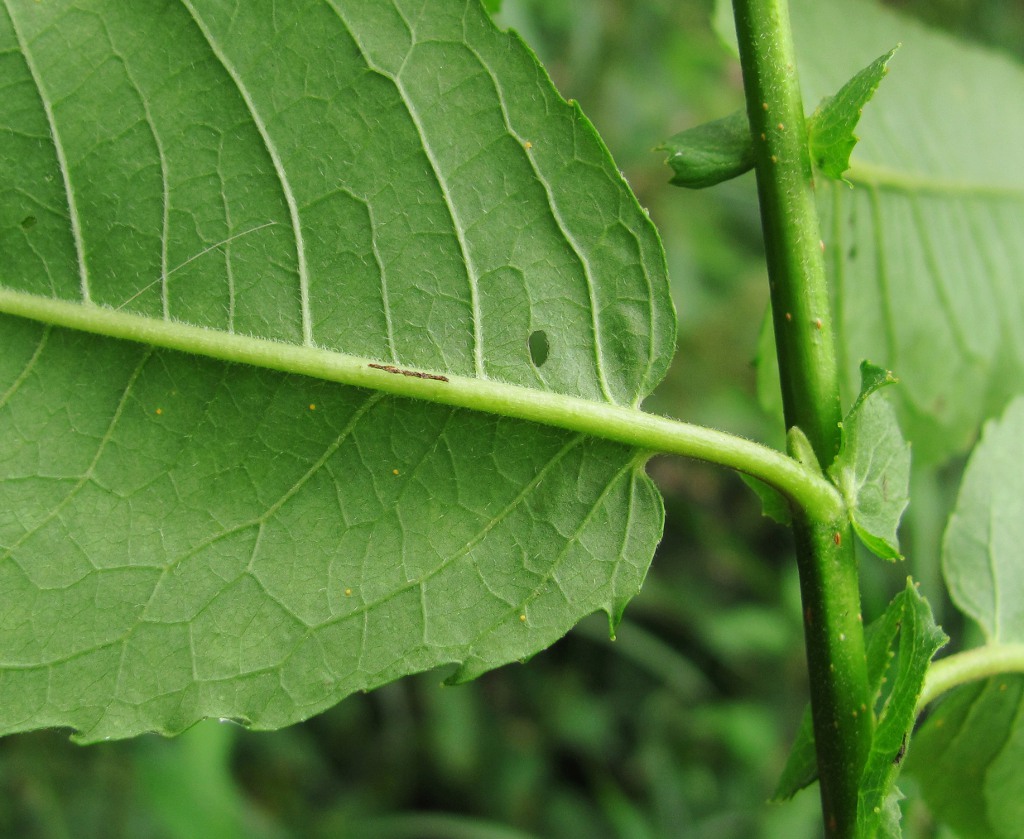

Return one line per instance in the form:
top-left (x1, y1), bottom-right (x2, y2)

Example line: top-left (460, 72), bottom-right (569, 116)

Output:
top-left (1, 0), bottom-right (1022, 836)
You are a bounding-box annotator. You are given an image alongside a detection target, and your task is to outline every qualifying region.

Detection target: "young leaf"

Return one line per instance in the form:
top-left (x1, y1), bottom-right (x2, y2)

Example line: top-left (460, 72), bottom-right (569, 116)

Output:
top-left (772, 706), bottom-right (816, 801)
top-left (659, 109), bottom-right (755, 189)
top-left (0, 0), bottom-right (674, 741)
top-left (943, 397), bottom-right (1024, 643)
top-left (875, 788), bottom-right (904, 839)
top-left (772, 575), bottom-right (927, 802)
top-left (855, 580), bottom-right (946, 839)
top-left (827, 364), bottom-right (910, 561)
top-left (807, 47), bottom-right (899, 183)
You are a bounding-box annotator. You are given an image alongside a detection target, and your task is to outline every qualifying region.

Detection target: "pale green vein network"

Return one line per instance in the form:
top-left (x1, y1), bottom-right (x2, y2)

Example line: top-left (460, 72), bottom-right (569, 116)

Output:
top-left (327, 2), bottom-right (487, 378)
top-left (139, 390), bottom-right (387, 612)
top-left (0, 346), bottom-right (152, 563)
top-left (304, 435), bottom-right (590, 643)
top-left (462, 42), bottom-right (620, 404)
top-left (109, 29), bottom-right (173, 319)
top-left (179, 0), bottom-right (313, 346)
top-left (0, 0), bottom-right (794, 739)
top-left (0, 326), bottom-right (48, 408)
top-left (465, 450), bottom-right (636, 655)
top-left (4, 2), bottom-right (90, 302)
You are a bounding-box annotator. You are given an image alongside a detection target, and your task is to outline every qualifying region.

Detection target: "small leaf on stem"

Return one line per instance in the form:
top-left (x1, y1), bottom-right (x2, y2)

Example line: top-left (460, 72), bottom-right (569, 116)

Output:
top-left (828, 362), bottom-right (910, 561)
top-left (659, 109), bottom-right (755, 188)
top-left (807, 46), bottom-right (899, 182)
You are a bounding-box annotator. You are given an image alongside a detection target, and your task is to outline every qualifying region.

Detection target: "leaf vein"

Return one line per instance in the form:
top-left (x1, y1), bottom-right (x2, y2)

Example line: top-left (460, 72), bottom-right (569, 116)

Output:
top-left (178, 0), bottom-right (312, 345)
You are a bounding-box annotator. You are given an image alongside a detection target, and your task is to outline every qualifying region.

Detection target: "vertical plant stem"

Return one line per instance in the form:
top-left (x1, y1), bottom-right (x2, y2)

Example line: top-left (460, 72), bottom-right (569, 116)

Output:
top-left (730, 1), bottom-right (872, 836)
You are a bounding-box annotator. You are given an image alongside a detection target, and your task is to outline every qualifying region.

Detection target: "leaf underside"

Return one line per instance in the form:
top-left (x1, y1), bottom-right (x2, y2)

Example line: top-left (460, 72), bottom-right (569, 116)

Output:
top-left (0, 0), bottom-right (674, 740)
top-left (905, 398), bottom-right (1024, 838)
top-left (942, 396), bottom-right (1024, 644)
top-left (799, 0), bottom-right (1024, 464)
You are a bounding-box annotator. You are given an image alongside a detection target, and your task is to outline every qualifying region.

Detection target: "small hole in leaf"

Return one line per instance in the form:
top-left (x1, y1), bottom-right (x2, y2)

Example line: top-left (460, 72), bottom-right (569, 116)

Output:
top-left (528, 330), bottom-right (549, 367)
top-left (21, 216), bottom-right (37, 230)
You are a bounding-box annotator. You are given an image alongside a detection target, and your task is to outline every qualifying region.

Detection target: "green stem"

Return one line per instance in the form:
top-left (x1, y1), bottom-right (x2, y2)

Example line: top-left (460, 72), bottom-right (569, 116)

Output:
top-left (730, 1), bottom-right (871, 836)
top-left (0, 287), bottom-right (843, 522)
top-left (918, 644), bottom-right (1024, 713)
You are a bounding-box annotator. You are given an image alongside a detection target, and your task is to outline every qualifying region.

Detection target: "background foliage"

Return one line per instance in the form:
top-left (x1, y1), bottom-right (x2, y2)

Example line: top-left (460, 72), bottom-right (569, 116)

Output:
top-left (1, 0), bottom-right (1019, 836)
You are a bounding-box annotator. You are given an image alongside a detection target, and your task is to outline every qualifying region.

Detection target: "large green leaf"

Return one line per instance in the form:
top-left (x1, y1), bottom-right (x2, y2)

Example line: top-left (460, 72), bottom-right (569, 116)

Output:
top-left (0, 0), bottom-right (674, 740)
top-left (905, 676), bottom-right (1024, 839)
top-left (943, 397), bottom-right (1024, 644)
top-left (905, 397), bottom-right (1024, 837)
top-left (719, 0), bottom-right (1024, 463)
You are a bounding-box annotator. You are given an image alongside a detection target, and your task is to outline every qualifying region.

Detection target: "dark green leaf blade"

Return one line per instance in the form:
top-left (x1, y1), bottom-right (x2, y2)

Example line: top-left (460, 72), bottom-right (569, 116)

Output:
top-left (659, 109), bottom-right (755, 189)
top-left (772, 706), bottom-right (816, 801)
top-left (905, 676), bottom-right (1024, 839)
top-left (807, 47), bottom-right (899, 182)
top-left (739, 473), bottom-right (792, 525)
top-left (828, 365), bottom-right (910, 561)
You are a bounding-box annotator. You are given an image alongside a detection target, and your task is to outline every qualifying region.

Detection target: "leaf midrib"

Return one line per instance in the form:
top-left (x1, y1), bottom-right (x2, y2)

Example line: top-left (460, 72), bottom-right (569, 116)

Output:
top-left (0, 288), bottom-right (844, 520)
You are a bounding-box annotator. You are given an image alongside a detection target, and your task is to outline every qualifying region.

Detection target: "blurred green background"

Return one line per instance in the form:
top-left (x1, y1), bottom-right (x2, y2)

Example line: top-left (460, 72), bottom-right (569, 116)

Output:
top-left (3, 1), bottom-right (1021, 837)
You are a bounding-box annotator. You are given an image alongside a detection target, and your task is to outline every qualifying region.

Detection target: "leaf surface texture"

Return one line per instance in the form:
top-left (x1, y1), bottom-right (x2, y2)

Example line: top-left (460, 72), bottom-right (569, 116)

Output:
top-left (0, 0), bottom-right (674, 739)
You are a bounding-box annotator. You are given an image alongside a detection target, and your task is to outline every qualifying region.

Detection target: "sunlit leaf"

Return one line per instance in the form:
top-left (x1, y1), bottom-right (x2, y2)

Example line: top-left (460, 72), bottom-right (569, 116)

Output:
top-left (943, 397), bottom-right (1024, 644)
top-left (905, 398), bottom-right (1024, 838)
